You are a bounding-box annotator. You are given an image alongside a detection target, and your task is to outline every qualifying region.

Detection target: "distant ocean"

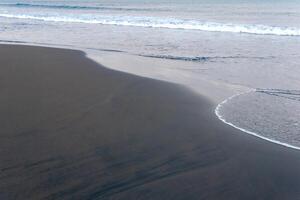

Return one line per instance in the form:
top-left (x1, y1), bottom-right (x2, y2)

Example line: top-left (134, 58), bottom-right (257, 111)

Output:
top-left (1, 0), bottom-right (300, 149)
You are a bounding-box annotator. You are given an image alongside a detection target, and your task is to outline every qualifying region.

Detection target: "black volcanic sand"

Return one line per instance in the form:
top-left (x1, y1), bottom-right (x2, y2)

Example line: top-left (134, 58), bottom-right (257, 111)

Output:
top-left (0, 44), bottom-right (300, 200)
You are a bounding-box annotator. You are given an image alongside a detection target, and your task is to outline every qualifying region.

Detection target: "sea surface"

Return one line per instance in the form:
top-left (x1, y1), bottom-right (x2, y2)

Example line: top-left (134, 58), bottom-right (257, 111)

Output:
top-left (0, 0), bottom-right (300, 149)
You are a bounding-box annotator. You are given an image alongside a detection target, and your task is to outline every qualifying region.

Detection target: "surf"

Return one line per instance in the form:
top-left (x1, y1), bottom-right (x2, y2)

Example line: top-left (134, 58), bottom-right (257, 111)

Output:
top-left (0, 13), bottom-right (300, 36)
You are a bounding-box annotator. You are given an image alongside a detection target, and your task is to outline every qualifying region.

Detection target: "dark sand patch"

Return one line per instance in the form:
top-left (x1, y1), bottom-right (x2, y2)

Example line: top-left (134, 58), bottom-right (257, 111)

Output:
top-left (0, 44), bottom-right (300, 200)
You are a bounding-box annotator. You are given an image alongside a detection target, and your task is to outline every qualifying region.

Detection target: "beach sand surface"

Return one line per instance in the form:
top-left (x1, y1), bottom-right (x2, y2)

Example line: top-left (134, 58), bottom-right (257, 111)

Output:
top-left (0, 44), bottom-right (300, 200)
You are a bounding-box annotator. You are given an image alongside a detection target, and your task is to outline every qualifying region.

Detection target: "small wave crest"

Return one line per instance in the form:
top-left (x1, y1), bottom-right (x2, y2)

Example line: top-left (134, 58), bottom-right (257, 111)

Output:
top-left (139, 54), bottom-right (274, 62)
top-left (0, 3), bottom-right (167, 12)
top-left (256, 88), bottom-right (300, 102)
top-left (0, 13), bottom-right (299, 36)
top-left (140, 55), bottom-right (211, 62)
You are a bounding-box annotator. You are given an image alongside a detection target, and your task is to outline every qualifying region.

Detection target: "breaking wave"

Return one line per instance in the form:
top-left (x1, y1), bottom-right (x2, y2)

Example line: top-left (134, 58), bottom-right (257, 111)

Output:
top-left (0, 13), bottom-right (299, 36)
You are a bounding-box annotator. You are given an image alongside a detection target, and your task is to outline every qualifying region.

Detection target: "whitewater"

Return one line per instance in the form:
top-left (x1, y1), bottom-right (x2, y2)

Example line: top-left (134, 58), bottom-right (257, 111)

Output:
top-left (0, 13), bottom-right (300, 36)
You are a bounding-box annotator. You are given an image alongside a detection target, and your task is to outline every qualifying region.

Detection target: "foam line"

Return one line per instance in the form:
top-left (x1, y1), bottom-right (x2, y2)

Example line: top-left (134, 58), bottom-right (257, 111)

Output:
top-left (215, 89), bottom-right (300, 150)
top-left (0, 13), bottom-right (299, 36)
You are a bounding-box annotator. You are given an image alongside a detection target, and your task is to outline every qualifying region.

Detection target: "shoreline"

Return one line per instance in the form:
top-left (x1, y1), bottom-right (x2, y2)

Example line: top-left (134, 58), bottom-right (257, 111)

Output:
top-left (1, 44), bottom-right (300, 199)
top-left (215, 89), bottom-right (300, 151)
top-left (1, 41), bottom-right (300, 152)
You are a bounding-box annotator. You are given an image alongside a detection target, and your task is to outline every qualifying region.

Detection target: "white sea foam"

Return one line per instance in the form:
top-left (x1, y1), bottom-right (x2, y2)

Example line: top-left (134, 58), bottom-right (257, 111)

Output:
top-left (215, 89), bottom-right (300, 150)
top-left (0, 13), bottom-right (300, 36)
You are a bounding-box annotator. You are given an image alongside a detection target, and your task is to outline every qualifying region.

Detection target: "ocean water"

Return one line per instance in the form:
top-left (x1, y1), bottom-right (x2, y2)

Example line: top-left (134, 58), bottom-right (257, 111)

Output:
top-left (0, 0), bottom-right (300, 149)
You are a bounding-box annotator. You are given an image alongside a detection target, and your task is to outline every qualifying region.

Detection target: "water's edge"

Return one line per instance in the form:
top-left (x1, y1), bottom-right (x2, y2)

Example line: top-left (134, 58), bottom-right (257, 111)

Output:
top-left (1, 40), bottom-right (299, 151)
top-left (215, 89), bottom-right (300, 150)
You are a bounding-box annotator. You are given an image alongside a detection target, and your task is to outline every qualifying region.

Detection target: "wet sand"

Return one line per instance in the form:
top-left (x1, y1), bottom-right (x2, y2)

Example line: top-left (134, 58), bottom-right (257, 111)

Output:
top-left (0, 44), bottom-right (300, 200)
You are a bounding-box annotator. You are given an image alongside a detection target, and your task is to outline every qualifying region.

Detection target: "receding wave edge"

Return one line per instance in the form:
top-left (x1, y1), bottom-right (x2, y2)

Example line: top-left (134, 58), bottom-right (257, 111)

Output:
top-left (215, 89), bottom-right (300, 150)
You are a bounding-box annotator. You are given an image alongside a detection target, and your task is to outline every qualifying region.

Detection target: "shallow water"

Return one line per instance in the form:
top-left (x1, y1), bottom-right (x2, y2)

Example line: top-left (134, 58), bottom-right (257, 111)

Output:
top-left (0, 0), bottom-right (300, 148)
